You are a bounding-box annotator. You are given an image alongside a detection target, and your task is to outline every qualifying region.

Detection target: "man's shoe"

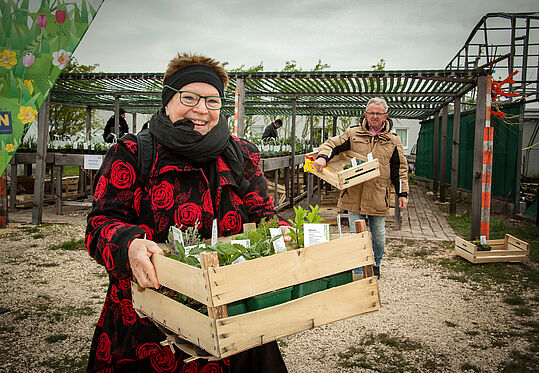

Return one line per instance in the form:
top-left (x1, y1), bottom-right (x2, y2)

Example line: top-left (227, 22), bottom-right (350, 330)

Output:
top-left (373, 266), bottom-right (380, 279)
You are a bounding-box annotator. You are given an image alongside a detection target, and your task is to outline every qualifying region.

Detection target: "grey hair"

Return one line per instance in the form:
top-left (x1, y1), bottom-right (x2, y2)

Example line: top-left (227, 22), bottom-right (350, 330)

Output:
top-left (366, 97), bottom-right (388, 113)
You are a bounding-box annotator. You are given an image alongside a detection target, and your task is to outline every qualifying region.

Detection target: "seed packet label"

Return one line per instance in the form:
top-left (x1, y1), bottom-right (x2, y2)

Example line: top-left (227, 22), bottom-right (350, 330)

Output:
top-left (351, 158), bottom-right (358, 167)
top-left (231, 239), bottom-right (250, 248)
top-left (480, 235), bottom-right (487, 245)
top-left (303, 223), bottom-right (330, 247)
top-left (269, 228), bottom-right (286, 253)
top-left (367, 153), bottom-right (373, 162)
top-left (171, 226), bottom-right (184, 246)
top-left (211, 219), bottom-right (218, 246)
top-left (232, 256), bottom-right (247, 264)
top-left (337, 214), bottom-right (342, 238)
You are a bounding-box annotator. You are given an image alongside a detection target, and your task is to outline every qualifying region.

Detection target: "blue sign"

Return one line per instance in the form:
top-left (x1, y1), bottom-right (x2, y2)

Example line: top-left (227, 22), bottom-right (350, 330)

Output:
top-left (0, 112), bottom-right (12, 134)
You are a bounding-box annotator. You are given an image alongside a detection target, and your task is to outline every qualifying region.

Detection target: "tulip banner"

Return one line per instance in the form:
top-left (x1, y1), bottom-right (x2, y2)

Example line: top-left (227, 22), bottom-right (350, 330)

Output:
top-left (0, 0), bottom-right (104, 175)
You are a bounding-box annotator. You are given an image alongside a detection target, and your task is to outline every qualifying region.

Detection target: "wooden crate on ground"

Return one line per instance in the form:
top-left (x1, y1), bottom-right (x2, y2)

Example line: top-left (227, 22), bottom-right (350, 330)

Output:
top-left (131, 232), bottom-right (380, 360)
top-left (304, 150), bottom-right (380, 190)
top-left (455, 234), bottom-right (530, 264)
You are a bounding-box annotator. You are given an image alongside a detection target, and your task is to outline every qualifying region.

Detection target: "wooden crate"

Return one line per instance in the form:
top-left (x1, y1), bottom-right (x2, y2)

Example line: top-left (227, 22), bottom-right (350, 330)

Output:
top-left (455, 234), bottom-right (530, 264)
top-left (131, 232), bottom-right (380, 360)
top-left (304, 151), bottom-right (380, 190)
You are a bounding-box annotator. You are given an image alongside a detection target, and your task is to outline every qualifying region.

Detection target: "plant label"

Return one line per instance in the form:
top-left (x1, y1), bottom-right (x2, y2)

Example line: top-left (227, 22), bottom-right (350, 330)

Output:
top-left (337, 214), bottom-right (342, 238)
top-left (351, 158), bottom-right (358, 167)
top-left (304, 223), bottom-right (330, 247)
top-left (480, 235), bottom-right (487, 245)
top-left (269, 228), bottom-right (286, 253)
top-left (231, 239), bottom-right (250, 248)
top-left (367, 153), bottom-right (373, 162)
top-left (171, 226), bottom-right (184, 246)
top-left (211, 219), bottom-right (218, 246)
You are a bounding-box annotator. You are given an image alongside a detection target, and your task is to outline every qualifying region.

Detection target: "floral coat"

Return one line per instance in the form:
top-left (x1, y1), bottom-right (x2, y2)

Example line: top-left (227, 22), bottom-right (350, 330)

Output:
top-left (85, 134), bottom-right (287, 372)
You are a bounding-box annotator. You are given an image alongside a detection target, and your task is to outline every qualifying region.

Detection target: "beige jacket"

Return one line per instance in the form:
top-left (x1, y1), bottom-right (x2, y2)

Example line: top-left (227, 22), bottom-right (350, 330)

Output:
top-left (317, 118), bottom-right (409, 216)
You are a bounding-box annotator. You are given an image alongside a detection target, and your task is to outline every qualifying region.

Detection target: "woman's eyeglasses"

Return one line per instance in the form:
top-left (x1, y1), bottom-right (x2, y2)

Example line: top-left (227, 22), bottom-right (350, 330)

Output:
top-left (164, 85), bottom-right (224, 110)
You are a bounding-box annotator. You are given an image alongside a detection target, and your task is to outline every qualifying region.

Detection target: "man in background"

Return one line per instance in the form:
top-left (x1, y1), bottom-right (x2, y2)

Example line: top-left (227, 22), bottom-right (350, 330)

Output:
top-left (103, 108), bottom-right (128, 143)
top-left (261, 119), bottom-right (283, 140)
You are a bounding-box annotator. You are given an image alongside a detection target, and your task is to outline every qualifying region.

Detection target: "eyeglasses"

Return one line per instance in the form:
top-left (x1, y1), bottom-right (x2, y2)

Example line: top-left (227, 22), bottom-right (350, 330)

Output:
top-left (164, 85), bottom-right (224, 110)
top-left (365, 112), bottom-right (387, 117)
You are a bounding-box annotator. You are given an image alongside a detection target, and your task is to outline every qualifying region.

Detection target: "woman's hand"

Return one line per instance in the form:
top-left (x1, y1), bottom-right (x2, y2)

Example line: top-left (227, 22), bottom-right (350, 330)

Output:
top-left (128, 238), bottom-right (164, 289)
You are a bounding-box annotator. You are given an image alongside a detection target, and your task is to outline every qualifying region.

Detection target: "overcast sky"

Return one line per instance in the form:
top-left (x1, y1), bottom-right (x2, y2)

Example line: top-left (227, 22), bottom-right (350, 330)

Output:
top-left (73, 0), bottom-right (538, 73)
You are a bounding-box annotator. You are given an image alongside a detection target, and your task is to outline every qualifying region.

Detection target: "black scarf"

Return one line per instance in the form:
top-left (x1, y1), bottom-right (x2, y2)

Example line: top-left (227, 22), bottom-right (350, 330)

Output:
top-left (148, 108), bottom-right (250, 196)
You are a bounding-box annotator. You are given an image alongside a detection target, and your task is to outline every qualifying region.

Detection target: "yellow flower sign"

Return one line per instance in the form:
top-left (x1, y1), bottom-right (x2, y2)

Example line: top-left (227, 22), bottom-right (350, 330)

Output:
top-left (17, 106), bottom-right (38, 125)
top-left (0, 0), bottom-right (104, 175)
top-left (0, 49), bottom-right (17, 69)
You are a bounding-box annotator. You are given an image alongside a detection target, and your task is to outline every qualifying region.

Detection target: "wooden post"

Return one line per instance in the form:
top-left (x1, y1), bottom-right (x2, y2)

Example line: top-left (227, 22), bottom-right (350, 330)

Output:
top-left (56, 165), bottom-right (63, 215)
top-left (309, 107), bottom-right (314, 150)
top-left (114, 96), bottom-right (120, 141)
top-left (332, 116), bottom-right (337, 136)
top-left (32, 95), bottom-right (50, 225)
top-left (85, 107), bottom-right (92, 142)
top-left (200, 252), bottom-right (228, 319)
top-left (471, 75), bottom-right (488, 240)
top-left (0, 171), bottom-right (7, 228)
top-left (235, 78), bottom-right (246, 138)
top-left (132, 112), bottom-right (137, 134)
top-left (354, 220), bottom-right (374, 278)
top-left (450, 96), bottom-right (461, 215)
top-left (9, 162), bottom-right (17, 212)
top-left (289, 97), bottom-right (297, 210)
top-left (513, 102), bottom-right (524, 215)
top-left (440, 104), bottom-right (449, 202)
top-left (432, 111), bottom-right (440, 195)
top-left (321, 111), bottom-right (326, 142)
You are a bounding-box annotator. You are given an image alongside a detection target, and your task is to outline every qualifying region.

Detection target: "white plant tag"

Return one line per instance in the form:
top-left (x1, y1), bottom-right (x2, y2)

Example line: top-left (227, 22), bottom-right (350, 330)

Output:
top-left (269, 228), bottom-right (286, 253)
top-left (303, 223), bottom-right (330, 247)
top-left (480, 235), bottom-right (487, 245)
top-left (232, 256), bottom-right (246, 264)
top-left (171, 226), bottom-right (184, 246)
top-left (211, 219), bottom-right (218, 246)
top-left (351, 158), bottom-right (358, 167)
top-left (367, 153), bottom-right (373, 162)
top-left (337, 214), bottom-right (342, 238)
top-left (231, 239), bottom-right (250, 248)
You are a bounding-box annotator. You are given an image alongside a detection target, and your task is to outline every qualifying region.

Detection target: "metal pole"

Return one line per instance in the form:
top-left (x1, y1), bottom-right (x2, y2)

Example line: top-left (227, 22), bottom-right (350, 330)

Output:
top-left (114, 96), bottom-right (120, 140)
top-left (85, 107), bottom-right (91, 142)
top-left (236, 78), bottom-right (246, 138)
top-left (479, 76), bottom-right (493, 239)
top-left (514, 101), bottom-right (525, 215)
top-left (289, 97), bottom-right (297, 210)
top-left (132, 112), bottom-right (137, 134)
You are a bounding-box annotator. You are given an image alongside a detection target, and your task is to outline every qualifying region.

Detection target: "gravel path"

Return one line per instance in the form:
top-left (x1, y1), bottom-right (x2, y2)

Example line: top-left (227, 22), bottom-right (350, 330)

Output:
top-left (0, 221), bottom-right (536, 372)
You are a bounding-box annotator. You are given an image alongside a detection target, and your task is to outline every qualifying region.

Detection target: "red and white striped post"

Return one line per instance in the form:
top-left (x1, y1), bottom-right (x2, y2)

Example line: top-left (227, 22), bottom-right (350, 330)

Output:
top-left (480, 76), bottom-right (493, 240)
top-left (233, 88), bottom-right (239, 137)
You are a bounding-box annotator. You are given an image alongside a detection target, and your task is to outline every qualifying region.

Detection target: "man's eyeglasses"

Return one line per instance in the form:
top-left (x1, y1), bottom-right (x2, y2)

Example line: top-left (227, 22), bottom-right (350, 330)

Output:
top-left (365, 112), bottom-right (387, 117)
top-left (164, 85), bottom-right (224, 110)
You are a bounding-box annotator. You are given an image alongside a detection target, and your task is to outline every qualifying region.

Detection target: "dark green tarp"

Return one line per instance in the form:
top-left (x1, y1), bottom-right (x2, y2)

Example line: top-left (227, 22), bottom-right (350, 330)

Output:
top-left (416, 102), bottom-right (521, 200)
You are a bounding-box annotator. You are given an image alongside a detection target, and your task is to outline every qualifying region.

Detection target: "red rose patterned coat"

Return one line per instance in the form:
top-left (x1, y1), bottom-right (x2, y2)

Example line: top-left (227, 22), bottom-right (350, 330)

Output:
top-left (85, 134), bottom-right (287, 372)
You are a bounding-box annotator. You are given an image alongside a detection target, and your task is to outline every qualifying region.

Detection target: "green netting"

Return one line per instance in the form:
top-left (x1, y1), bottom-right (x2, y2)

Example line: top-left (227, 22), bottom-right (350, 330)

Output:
top-left (416, 102), bottom-right (521, 199)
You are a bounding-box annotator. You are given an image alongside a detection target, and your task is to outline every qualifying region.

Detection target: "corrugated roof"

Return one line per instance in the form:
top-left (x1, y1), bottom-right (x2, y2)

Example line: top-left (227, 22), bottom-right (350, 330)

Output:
top-left (51, 69), bottom-right (485, 119)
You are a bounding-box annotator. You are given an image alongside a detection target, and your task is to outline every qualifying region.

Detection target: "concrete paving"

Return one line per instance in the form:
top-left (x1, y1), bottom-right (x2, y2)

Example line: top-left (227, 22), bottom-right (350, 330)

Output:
top-left (387, 184), bottom-right (455, 241)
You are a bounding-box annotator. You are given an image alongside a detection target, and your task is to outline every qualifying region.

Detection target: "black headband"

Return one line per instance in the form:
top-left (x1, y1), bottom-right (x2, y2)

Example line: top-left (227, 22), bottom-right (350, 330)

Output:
top-left (162, 65), bottom-right (225, 106)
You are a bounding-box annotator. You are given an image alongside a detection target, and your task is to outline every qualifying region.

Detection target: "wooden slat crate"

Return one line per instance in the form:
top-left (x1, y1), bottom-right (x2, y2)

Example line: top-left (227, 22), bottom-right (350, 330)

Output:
top-left (131, 232), bottom-right (380, 360)
top-left (304, 151), bottom-right (380, 190)
top-left (455, 234), bottom-right (530, 264)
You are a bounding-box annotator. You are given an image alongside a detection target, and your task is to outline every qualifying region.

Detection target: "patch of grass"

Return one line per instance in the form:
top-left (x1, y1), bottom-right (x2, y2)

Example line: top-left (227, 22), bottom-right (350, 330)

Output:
top-left (50, 238), bottom-right (84, 251)
top-left (41, 354), bottom-right (89, 373)
top-left (503, 295), bottom-right (526, 306)
top-left (23, 226), bottom-right (40, 234)
top-left (445, 321), bottom-right (458, 327)
top-left (513, 307), bottom-right (533, 317)
top-left (35, 262), bottom-right (59, 268)
top-left (32, 233), bottom-right (44, 239)
top-left (45, 334), bottom-right (68, 343)
top-left (460, 362), bottom-right (481, 372)
top-left (59, 305), bottom-right (96, 318)
top-left (411, 249), bottom-right (431, 257)
top-left (499, 349), bottom-right (539, 372)
top-left (0, 325), bottom-right (15, 333)
top-left (464, 330), bottom-right (480, 336)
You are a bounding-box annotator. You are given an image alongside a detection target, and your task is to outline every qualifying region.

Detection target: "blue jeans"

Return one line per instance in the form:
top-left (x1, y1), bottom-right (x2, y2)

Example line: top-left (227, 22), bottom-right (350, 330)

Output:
top-left (348, 212), bottom-right (386, 267)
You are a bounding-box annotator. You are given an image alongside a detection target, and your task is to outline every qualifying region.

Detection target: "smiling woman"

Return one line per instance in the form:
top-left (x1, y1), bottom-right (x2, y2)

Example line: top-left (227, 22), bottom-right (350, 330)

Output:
top-left (85, 52), bottom-right (290, 372)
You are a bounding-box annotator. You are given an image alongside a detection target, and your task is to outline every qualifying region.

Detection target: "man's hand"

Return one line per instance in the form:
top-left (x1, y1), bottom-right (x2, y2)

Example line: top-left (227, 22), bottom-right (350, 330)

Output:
top-left (398, 196), bottom-right (408, 209)
top-left (128, 238), bottom-right (164, 289)
top-left (314, 157), bottom-right (327, 172)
